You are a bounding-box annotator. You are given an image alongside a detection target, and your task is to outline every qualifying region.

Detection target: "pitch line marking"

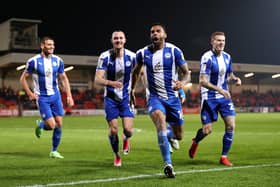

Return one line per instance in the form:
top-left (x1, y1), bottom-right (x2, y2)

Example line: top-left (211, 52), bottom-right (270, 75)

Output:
top-left (19, 163), bottom-right (280, 187)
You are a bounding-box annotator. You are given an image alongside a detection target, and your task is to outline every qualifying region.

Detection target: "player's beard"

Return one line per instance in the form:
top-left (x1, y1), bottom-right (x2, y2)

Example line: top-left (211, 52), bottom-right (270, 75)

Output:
top-left (151, 37), bottom-right (164, 47)
top-left (42, 48), bottom-right (53, 57)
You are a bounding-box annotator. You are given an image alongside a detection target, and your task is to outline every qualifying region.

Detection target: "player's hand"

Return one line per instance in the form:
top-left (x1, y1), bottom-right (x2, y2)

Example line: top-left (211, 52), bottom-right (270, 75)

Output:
top-left (230, 77), bottom-right (241, 86)
top-left (67, 96), bottom-right (74, 107)
top-left (220, 89), bottom-right (231, 99)
top-left (173, 80), bottom-right (183, 91)
top-left (235, 77), bottom-right (242, 86)
top-left (109, 80), bottom-right (123, 88)
top-left (28, 93), bottom-right (38, 100)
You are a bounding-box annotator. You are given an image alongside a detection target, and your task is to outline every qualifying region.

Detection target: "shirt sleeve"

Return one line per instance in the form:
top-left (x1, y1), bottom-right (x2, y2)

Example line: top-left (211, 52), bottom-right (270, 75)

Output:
top-left (136, 49), bottom-right (144, 66)
top-left (25, 59), bottom-right (34, 74)
top-left (96, 53), bottom-right (108, 70)
top-left (58, 59), bottom-right (65, 74)
top-left (200, 54), bottom-right (212, 75)
top-left (174, 47), bottom-right (186, 66)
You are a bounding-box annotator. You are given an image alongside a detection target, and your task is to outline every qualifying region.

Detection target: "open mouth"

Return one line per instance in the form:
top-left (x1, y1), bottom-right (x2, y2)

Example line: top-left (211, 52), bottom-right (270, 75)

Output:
top-left (152, 37), bottom-right (159, 42)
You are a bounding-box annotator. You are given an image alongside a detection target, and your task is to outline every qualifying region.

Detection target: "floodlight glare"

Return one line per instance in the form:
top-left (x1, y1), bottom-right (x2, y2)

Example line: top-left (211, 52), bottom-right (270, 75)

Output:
top-left (64, 66), bottom-right (74, 72)
top-left (16, 65), bottom-right (26, 71)
top-left (272, 74), bottom-right (280, 79)
top-left (244, 72), bottom-right (254, 78)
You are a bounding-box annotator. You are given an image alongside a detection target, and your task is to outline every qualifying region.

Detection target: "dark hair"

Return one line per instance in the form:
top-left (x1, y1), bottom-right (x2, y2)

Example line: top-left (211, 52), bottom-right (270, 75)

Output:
top-left (111, 30), bottom-right (126, 39)
top-left (40, 36), bottom-right (54, 44)
top-left (210, 31), bottom-right (225, 41)
top-left (150, 22), bottom-right (167, 33)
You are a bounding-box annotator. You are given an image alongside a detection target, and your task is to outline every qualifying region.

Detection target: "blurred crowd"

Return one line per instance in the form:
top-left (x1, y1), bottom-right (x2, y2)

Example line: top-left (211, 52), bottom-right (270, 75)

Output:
top-left (0, 86), bottom-right (280, 112)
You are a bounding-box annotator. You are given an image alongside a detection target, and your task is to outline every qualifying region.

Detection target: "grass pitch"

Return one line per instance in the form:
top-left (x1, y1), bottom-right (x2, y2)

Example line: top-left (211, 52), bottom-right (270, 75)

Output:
top-left (0, 113), bottom-right (279, 187)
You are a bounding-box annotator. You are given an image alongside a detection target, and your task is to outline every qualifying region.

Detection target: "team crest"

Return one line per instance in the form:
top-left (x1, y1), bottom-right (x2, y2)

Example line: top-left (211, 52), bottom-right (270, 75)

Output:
top-left (53, 62), bottom-right (57, 66)
top-left (164, 52), bottom-right (171, 58)
top-left (125, 60), bottom-right (131, 67)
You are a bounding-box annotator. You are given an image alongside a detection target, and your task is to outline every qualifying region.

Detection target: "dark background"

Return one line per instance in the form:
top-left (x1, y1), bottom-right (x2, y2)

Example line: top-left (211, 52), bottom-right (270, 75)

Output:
top-left (1, 0), bottom-right (280, 65)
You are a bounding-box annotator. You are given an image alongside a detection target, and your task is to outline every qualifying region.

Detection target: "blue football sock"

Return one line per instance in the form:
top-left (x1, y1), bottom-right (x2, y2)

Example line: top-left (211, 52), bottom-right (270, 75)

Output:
top-left (166, 124), bottom-right (175, 140)
top-left (158, 130), bottom-right (171, 165)
top-left (39, 121), bottom-right (51, 130)
top-left (52, 127), bottom-right (62, 151)
top-left (109, 134), bottom-right (119, 154)
top-left (194, 128), bottom-right (207, 143)
top-left (222, 130), bottom-right (234, 156)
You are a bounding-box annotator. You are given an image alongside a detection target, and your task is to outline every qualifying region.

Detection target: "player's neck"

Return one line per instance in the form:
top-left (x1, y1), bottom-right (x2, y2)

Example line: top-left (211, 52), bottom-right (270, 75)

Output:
top-left (212, 49), bottom-right (222, 56)
top-left (152, 42), bottom-right (164, 52)
top-left (41, 52), bottom-right (52, 59)
top-left (114, 48), bottom-right (124, 57)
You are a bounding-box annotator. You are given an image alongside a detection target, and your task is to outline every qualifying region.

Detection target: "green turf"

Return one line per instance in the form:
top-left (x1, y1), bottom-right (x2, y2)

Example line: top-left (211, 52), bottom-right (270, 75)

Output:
top-left (0, 113), bottom-right (279, 187)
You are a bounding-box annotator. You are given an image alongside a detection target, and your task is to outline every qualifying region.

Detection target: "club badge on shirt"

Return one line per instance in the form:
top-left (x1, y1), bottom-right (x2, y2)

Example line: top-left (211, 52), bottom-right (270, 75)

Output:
top-left (125, 60), bottom-right (131, 67)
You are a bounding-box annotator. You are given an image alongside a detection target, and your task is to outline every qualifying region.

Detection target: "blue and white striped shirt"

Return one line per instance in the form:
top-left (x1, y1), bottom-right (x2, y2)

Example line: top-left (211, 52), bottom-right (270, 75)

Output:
top-left (25, 54), bottom-right (64, 96)
top-left (136, 42), bottom-right (187, 100)
top-left (96, 49), bottom-right (136, 101)
top-left (200, 50), bottom-right (233, 100)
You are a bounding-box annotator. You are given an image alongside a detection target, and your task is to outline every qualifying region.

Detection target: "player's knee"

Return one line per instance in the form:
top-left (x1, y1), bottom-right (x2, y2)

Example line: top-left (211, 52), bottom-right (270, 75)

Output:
top-left (110, 126), bottom-right (118, 135)
top-left (226, 125), bottom-right (235, 131)
top-left (205, 129), bottom-right (212, 135)
top-left (45, 122), bottom-right (56, 130)
top-left (55, 123), bottom-right (63, 128)
top-left (123, 130), bottom-right (132, 138)
top-left (172, 130), bottom-right (183, 140)
top-left (203, 126), bottom-right (212, 135)
top-left (152, 110), bottom-right (164, 119)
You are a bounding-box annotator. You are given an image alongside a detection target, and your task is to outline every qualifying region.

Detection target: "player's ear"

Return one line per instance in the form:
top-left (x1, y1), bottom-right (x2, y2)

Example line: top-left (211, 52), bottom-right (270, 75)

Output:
top-left (164, 32), bottom-right (167, 39)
